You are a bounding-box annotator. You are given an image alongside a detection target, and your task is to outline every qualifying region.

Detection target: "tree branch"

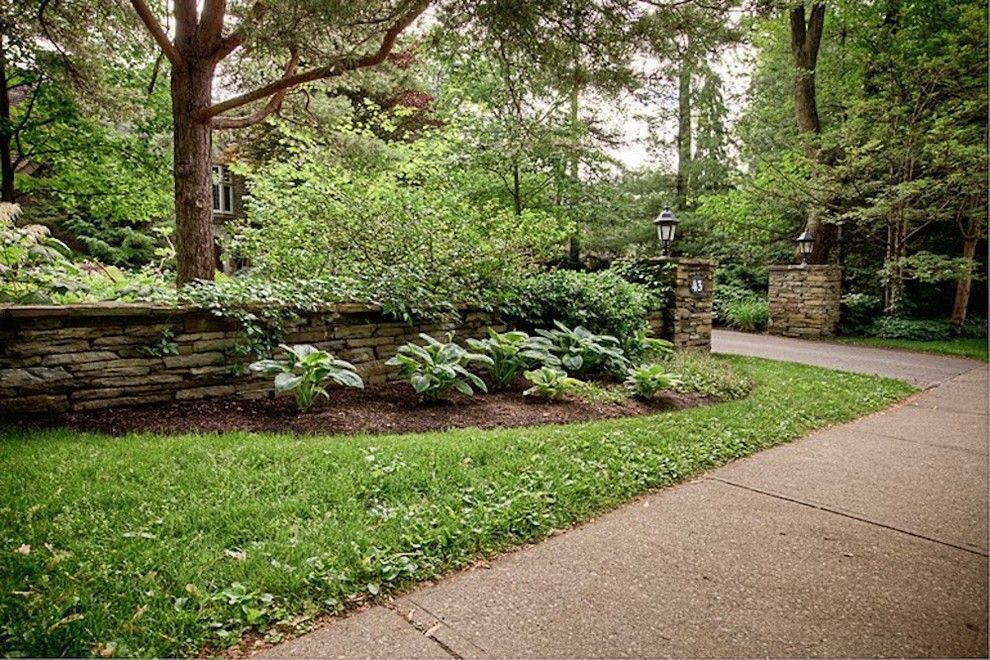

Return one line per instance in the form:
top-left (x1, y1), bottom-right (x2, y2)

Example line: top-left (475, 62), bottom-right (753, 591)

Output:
top-left (198, 0), bottom-right (227, 51)
top-left (212, 1), bottom-right (266, 61)
top-left (201, 0), bottom-right (430, 121)
top-left (129, 0), bottom-right (181, 64)
top-left (212, 49), bottom-right (299, 129)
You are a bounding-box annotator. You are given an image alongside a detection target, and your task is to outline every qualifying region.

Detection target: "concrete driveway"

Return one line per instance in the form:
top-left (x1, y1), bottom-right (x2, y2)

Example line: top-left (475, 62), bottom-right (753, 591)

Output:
top-left (262, 333), bottom-right (988, 658)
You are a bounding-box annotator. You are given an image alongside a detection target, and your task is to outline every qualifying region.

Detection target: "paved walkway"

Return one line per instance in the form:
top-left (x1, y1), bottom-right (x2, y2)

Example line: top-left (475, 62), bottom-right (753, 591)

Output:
top-left (264, 333), bottom-right (988, 658)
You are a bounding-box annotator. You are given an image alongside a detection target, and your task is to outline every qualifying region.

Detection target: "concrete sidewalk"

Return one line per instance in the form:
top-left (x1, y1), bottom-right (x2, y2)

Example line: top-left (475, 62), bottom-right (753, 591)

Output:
top-left (264, 335), bottom-right (988, 658)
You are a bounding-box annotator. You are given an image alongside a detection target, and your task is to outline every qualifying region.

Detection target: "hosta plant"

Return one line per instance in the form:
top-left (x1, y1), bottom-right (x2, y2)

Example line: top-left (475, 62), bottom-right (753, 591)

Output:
top-left (250, 344), bottom-right (364, 411)
top-left (536, 321), bottom-right (630, 375)
top-left (624, 363), bottom-right (683, 400)
top-left (523, 366), bottom-right (583, 401)
top-left (465, 329), bottom-right (559, 390)
top-left (386, 333), bottom-right (494, 401)
top-left (626, 330), bottom-right (675, 364)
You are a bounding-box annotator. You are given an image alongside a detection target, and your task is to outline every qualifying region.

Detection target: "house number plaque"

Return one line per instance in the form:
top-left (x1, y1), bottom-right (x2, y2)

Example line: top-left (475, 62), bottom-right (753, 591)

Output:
top-left (689, 277), bottom-right (705, 296)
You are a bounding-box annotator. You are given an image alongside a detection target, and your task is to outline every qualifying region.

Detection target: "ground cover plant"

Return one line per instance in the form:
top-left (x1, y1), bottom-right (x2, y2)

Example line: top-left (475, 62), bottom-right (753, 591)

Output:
top-left (465, 329), bottom-right (559, 391)
top-left (0, 356), bottom-right (915, 657)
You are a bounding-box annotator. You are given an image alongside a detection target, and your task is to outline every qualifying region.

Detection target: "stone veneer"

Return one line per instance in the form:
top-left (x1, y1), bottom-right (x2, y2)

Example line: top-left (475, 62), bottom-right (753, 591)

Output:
top-left (0, 303), bottom-right (504, 414)
top-left (660, 258), bottom-right (717, 350)
top-left (768, 264), bottom-right (842, 339)
top-left (1, 259), bottom-right (717, 414)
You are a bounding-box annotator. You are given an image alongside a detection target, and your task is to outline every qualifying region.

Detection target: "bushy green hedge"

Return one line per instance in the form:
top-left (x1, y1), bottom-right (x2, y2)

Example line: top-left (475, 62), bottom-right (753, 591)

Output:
top-left (505, 270), bottom-right (655, 345)
top-left (867, 316), bottom-right (988, 341)
top-left (723, 298), bottom-right (769, 332)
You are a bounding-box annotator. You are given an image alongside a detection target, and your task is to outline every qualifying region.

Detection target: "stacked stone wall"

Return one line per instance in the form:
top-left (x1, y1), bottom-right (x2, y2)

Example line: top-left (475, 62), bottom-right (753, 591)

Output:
top-left (767, 265), bottom-right (842, 339)
top-left (0, 304), bottom-right (501, 414)
top-left (661, 258), bottom-right (716, 350)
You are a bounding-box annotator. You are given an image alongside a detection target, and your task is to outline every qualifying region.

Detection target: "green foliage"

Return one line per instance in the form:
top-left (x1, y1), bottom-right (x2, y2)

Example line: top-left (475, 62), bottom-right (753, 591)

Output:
top-left (522, 367), bottom-right (582, 401)
top-left (867, 317), bottom-right (956, 342)
top-left (840, 293), bottom-right (883, 334)
top-left (535, 321), bottom-right (630, 375)
top-left (626, 330), bottom-right (675, 365)
top-left (386, 333), bottom-right (493, 401)
top-left (0, 358), bottom-right (914, 657)
top-left (723, 298), bottom-right (769, 332)
top-left (465, 329), bottom-right (559, 391)
top-left (140, 329), bottom-right (179, 358)
top-left (250, 344), bottom-right (364, 411)
top-left (624, 363), bottom-right (683, 400)
top-left (507, 270), bottom-right (655, 347)
top-left (0, 205), bottom-right (79, 304)
top-left (231, 123), bottom-right (566, 322)
top-left (608, 259), bottom-right (676, 308)
top-left (667, 351), bottom-right (755, 401)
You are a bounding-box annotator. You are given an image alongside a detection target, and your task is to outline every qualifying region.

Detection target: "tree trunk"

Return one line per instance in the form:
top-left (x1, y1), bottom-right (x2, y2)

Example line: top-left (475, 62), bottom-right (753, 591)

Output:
top-left (790, 3), bottom-right (830, 264)
top-left (675, 51), bottom-right (692, 209)
top-left (0, 39), bottom-right (15, 203)
top-left (511, 159), bottom-right (522, 216)
top-left (171, 60), bottom-right (216, 284)
top-left (567, 78), bottom-right (581, 267)
top-left (950, 233), bottom-right (978, 334)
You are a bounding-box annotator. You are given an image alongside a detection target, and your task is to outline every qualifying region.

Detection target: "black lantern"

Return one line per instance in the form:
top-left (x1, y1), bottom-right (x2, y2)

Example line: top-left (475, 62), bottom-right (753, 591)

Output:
top-left (796, 230), bottom-right (815, 264)
top-left (654, 207), bottom-right (679, 257)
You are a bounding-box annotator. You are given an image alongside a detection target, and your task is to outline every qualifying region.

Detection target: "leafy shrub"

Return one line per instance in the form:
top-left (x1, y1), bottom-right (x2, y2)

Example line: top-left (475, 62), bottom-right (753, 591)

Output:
top-left (386, 333), bottom-right (493, 401)
top-left (713, 282), bottom-right (763, 325)
top-left (666, 352), bottom-right (755, 401)
top-left (250, 344), bottom-right (364, 410)
top-left (231, 126), bottom-right (567, 322)
top-left (608, 259), bottom-right (676, 308)
top-left (0, 203), bottom-right (79, 303)
top-left (536, 321), bottom-right (630, 375)
top-left (624, 364), bottom-right (683, 400)
top-left (724, 298), bottom-right (769, 332)
top-left (465, 329), bottom-right (558, 390)
top-left (507, 270), bottom-right (655, 347)
top-left (867, 316), bottom-right (953, 341)
top-left (522, 367), bottom-right (582, 401)
top-left (840, 293), bottom-right (882, 334)
top-left (962, 316), bottom-right (988, 338)
top-left (626, 330), bottom-right (675, 365)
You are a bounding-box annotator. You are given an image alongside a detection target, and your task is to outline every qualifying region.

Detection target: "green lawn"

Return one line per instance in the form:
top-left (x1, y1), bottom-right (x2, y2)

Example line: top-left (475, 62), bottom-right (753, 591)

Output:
top-left (834, 336), bottom-right (989, 361)
top-left (0, 356), bottom-right (916, 658)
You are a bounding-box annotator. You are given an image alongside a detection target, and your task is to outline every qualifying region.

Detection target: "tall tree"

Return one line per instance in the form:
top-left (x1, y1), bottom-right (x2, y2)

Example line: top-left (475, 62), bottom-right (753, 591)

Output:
top-left (126, 0), bottom-right (431, 283)
top-left (789, 1), bottom-right (831, 264)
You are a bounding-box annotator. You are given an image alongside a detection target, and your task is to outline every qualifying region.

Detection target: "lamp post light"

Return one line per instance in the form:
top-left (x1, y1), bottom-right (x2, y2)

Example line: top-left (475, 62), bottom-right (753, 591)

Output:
top-left (654, 206), bottom-right (679, 257)
top-left (796, 230), bottom-right (815, 264)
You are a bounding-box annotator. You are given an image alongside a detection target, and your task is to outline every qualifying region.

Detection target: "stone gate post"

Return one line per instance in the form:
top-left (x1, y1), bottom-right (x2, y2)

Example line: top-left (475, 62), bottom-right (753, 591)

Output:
top-left (646, 258), bottom-right (716, 350)
top-left (767, 264), bottom-right (842, 339)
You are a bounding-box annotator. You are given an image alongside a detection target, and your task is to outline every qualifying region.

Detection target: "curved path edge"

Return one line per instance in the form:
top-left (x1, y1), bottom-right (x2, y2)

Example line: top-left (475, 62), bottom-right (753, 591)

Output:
top-left (258, 333), bottom-right (989, 659)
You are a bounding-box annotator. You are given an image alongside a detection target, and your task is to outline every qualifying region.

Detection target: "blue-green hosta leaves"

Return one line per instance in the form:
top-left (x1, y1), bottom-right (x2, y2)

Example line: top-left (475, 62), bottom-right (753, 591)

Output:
top-left (624, 364), bottom-right (684, 401)
top-left (536, 321), bottom-right (630, 376)
top-left (386, 333), bottom-right (493, 401)
top-left (465, 329), bottom-right (560, 390)
top-left (523, 366), bottom-right (583, 400)
top-left (249, 344), bottom-right (364, 411)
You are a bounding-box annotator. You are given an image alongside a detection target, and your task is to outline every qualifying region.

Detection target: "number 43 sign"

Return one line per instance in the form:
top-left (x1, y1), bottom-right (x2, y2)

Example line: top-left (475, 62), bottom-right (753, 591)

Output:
top-left (689, 277), bottom-right (705, 296)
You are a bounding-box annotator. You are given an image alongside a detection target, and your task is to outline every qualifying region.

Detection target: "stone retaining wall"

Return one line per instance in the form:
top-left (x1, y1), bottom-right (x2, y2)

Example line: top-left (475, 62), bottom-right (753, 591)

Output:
top-left (0, 304), bottom-right (502, 414)
top-left (768, 264), bottom-right (842, 339)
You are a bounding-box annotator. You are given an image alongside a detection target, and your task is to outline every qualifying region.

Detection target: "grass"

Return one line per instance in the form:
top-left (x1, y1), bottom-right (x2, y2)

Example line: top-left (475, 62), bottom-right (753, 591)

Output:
top-left (0, 356), bottom-right (915, 658)
top-left (834, 336), bottom-right (989, 361)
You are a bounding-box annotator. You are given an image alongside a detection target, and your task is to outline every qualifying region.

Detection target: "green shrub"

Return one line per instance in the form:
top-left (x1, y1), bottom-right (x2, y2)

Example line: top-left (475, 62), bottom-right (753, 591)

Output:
top-left (962, 316), bottom-right (988, 338)
top-left (624, 363), bottom-right (683, 400)
top-left (522, 366), bottom-right (582, 400)
top-left (713, 282), bottom-right (763, 325)
top-left (840, 293), bottom-right (882, 334)
top-left (666, 352), bottom-right (755, 401)
top-left (867, 317), bottom-right (953, 341)
top-left (724, 298), bottom-right (769, 332)
top-left (608, 259), bottom-right (676, 308)
top-left (626, 330), bottom-right (675, 365)
top-left (250, 344), bottom-right (364, 410)
top-left (506, 270), bottom-right (655, 346)
top-left (465, 329), bottom-right (558, 390)
top-left (386, 333), bottom-right (493, 401)
top-left (535, 321), bottom-right (630, 375)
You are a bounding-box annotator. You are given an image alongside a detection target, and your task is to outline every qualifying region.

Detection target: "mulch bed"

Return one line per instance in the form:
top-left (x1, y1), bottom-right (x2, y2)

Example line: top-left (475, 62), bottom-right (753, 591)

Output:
top-left (31, 382), bottom-right (712, 437)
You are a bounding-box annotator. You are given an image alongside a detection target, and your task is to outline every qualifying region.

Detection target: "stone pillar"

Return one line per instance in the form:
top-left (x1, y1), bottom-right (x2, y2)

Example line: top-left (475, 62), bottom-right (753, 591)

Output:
top-left (646, 258), bottom-right (716, 350)
top-left (768, 264), bottom-right (842, 339)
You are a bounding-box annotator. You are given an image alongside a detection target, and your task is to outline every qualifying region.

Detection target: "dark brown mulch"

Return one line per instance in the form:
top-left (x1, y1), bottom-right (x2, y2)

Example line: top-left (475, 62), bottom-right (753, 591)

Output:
top-left (39, 382), bottom-right (712, 437)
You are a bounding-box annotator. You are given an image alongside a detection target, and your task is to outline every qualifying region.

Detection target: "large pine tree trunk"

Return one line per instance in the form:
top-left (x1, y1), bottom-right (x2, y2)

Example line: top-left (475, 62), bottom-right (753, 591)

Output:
top-left (950, 233), bottom-right (978, 334)
top-left (171, 60), bottom-right (216, 284)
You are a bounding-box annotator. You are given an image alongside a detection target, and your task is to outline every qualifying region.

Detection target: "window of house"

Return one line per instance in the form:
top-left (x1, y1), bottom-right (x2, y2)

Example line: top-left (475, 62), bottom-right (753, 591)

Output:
top-left (212, 165), bottom-right (234, 215)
